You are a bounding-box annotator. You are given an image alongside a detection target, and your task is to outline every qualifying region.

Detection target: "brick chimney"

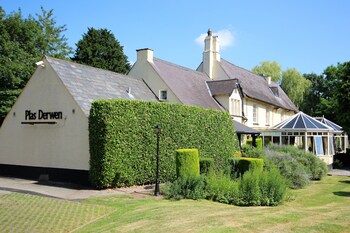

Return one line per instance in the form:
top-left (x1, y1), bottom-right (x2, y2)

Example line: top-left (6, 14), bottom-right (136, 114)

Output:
top-left (203, 29), bottom-right (220, 80)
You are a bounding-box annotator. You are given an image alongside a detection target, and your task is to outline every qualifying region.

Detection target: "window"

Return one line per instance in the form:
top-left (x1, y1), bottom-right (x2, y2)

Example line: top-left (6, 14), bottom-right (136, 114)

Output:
top-left (253, 104), bottom-right (258, 124)
top-left (159, 90), bottom-right (167, 101)
top-left (231, 98), bottom-right (240, 116)
top-left (270, 87), bottom-right (279, 97)
top-left (266, 109), bottom-right (270, 126)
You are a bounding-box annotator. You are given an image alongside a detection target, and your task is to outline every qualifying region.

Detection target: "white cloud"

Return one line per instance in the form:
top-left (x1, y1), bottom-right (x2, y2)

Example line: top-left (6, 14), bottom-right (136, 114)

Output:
top-left (195, 29), bottom-right (235, 49)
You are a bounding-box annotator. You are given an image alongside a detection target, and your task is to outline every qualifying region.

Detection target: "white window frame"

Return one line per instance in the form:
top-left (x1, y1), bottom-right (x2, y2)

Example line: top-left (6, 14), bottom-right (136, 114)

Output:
top-left (266, 109), bottom-right (270, 126)
top-left (253, 104), bottom-right (258, 124)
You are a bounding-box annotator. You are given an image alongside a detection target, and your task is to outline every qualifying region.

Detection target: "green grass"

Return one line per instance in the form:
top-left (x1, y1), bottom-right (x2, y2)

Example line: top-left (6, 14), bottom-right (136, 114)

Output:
top-left (0, 176), bottom-right (349, 232)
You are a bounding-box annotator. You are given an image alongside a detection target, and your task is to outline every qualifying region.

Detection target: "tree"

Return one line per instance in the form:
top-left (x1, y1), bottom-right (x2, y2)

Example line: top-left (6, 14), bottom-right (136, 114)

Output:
top-left (323, 62), bottom-right (350, 133)
top-left (72, 27), bottom-right (130, 74)
top-left (252, 61), bottom-right (282, 83)
top-left (281, 68), bottom-right (311, 108)
top-left (0, 7), bottom-right (71, 124)
top-left (36, 7), bottom-right (72, 58)
top-left (300, 73), bottom-right (327, 116)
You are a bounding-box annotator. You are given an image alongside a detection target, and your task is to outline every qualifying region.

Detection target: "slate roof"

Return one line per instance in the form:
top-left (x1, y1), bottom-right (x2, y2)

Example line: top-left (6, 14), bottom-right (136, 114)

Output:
top-left (232, 119), bottom-right (260, 135)
top-left (272, 112), bottom-right (334, 132)
top-left (46, 56), bottom-right (157, 116)
top-left (207, 79), bottom-right (239, 96)
top-left (219, 59), bottom-right (298, 112)
top-left (151, 58), bottom-right (222, 110)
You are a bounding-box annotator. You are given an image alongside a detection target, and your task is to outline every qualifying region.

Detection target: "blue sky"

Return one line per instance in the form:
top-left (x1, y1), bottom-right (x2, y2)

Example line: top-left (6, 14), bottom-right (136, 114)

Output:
top-left (2, 0), bottom-right (349, 74)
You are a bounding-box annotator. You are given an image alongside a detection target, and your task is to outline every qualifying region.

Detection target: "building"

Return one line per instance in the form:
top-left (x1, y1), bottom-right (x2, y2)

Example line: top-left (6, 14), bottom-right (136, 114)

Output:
top-left (129, 29), bottom-right (298, 132)
top-left (0, 56), bottom-right (157, 183)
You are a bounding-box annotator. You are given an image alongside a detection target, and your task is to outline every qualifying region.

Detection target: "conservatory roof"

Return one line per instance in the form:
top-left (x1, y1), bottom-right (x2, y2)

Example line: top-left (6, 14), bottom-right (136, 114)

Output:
top-left (272, 112), bottom-right (334, 132)
top-left (314, 116), bottom-right (343, 133)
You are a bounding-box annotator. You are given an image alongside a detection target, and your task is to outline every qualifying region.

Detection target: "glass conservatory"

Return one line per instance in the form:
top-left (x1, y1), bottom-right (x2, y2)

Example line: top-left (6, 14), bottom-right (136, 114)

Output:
top-left (261, 112), bottom-right (336, 165)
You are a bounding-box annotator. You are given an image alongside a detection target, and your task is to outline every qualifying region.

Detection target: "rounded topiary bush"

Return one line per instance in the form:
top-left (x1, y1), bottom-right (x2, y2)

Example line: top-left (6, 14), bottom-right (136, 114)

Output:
top-left (176, 149), bottom-right (200, 179)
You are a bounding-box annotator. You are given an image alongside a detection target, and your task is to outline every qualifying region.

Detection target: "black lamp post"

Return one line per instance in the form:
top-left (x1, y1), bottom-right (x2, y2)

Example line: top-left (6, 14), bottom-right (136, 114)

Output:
top-left (154, 125), bottom-right (161, 196)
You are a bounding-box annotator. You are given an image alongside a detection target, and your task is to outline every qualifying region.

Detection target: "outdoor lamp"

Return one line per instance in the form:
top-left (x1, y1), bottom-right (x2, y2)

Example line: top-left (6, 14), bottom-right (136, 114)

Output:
top-left (154, 125), bottom-right (161, 196)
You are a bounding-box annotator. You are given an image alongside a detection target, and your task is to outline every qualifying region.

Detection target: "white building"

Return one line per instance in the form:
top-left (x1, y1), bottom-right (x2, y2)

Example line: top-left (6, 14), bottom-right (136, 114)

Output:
top-left (0, 56), bottom-right (156, 183)
top-left (129, 29), bottom-right (297, 132)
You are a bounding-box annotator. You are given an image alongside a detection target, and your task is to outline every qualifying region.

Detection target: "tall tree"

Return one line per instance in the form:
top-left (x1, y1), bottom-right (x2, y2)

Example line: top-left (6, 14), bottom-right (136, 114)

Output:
top-left (72, 27), bottom-right (130, 73)
top-left (252, 61), bottom-right (282, 83)
top-left (36, 7), bottom-right (72, 58)
top-left (0, 7), bottom-right (71, 124)
top-left (323, 62), bottom-right (350, 133)
top-left (281, 68), bottom-right (311, 108)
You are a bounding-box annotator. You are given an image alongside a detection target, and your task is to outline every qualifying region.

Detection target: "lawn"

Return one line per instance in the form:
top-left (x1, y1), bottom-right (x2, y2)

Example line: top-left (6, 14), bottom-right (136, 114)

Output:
top-left (0, 175), bottom-right (349, 233)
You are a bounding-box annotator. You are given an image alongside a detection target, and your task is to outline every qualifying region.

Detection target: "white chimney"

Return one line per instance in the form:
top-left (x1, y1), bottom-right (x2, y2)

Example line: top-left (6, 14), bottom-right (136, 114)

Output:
top-left (266, 76), bottom-right (271, 85)
top-left (203, 29), bottom-right (220, 80)
top-left (136, 48), bottom-right (153, 63)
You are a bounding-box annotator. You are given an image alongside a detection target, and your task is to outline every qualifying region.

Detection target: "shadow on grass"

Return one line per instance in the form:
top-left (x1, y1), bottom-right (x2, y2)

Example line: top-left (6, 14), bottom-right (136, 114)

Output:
top-left (333, 191), bottom-right (350, 197)
top-left (338, 180), bottom-right (350, 184)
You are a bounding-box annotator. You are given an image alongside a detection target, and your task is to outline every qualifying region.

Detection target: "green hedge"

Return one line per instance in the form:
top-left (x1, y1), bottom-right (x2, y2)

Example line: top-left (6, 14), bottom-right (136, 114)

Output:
top-left (199, 158), bottom-right (214, 175)
top-left (246, 138), bottom-right (263, 149)
top-left (89, 99), bottom-right (239, 188)
top-left (176, 149), bottom-right (200, 178)
top-left (229, 157), bottom-right (264, 177)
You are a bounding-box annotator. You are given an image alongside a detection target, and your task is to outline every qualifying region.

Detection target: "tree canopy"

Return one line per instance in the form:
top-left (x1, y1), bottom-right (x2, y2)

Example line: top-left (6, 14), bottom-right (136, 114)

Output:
top-left (0, 6), bottom-right (71, 123)
top-left (301, 62), bottom-right (350, 133)
top-left (252, 61), bottom-right (282, 83)
top-left (72, 27), bottom-right (130, 74)
top-left (281, 68), bottom-right (311, 109)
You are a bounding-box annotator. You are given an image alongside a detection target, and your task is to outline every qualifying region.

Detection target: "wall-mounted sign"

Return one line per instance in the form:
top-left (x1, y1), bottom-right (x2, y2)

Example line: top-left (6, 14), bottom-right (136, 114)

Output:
top-left (22, 110), bottom-right (63, 125)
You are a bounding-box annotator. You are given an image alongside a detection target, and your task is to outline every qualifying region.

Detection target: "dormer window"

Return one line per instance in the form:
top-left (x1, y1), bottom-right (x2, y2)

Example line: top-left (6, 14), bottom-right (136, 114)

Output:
top-left (159, 90), bottom-right (167, 101)
top-left (270, 87), bottom-right (279, 97)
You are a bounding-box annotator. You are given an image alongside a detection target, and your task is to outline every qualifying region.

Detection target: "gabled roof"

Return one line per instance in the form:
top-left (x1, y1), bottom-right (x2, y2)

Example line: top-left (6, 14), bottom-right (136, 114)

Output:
top-left (272, 112), bottom-right (333, 132)
top-left (207, 79), bottom-right (239, 96)
top-left (219, 59), bottom-right (298, 112)
top-left (151, 58), bottom-right (222, 110)
top-left (315, 116), bottom-right (343, 133)
top-left (46, 56), bottom-right (157, 116)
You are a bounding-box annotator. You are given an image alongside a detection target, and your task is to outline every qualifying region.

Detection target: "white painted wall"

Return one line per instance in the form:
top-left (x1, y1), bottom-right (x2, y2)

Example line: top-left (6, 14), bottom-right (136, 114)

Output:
top-left (128, 49), bottom-right (181, 104)
top-left (0, 61), bottom-right (90, 170)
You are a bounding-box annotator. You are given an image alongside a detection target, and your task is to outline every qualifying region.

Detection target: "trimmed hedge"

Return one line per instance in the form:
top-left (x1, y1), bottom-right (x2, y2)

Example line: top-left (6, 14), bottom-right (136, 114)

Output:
top-left (176, 149), bottom-right (200, 178)
top-left (199, 158), bottom-right (214, 175)
top-left (229, 157), bottom-right (264, 177)
top-left (89, 99), bottom-right (239, 188)
top-left (246, 138), bottom-right (263, 149)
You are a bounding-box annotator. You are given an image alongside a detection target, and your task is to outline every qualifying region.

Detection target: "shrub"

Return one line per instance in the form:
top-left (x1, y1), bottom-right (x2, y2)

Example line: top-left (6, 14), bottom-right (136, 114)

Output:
top-left (234, 158), bottom-right (264, 176)
top-left (267, 145), bottom-right (328, 181)
top-left (246, 138), bottom-right (263, 149)
top-left (234, 168), bottom-right (287, 206)
top-left (205, 172), bottom-right (238, 204)
top-left (241, 144), bottom-right (265, 158)
top-left (264, 148), bottom-right (310, 189)
top-left (176, 149), bottom-right (200, 179)
top-left (199, 158), bottom-right (214, 175)
top-left (166, 176), bottom-right (208, 200)
top-left (236, 169), bottom-right (261, 206)
top-left (89, 99), bottom-right (239, 188)
top-left (259, 167), bottom-right (287, 206)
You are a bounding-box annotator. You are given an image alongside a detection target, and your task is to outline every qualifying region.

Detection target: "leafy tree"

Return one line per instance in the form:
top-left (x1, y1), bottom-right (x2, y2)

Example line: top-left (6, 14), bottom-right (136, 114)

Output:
top-left (252, 61), bottom-right (282, 83)
top-left (36, 7), bottom-right (72, 58)
top-left (72, 27), bottom-right (130, 73)
top-left (0, 6), bottom-right (71, 124)
top-left (323, 62), bottom-right (350, 133)
top-left (281, 68), bottom-right (311, 108)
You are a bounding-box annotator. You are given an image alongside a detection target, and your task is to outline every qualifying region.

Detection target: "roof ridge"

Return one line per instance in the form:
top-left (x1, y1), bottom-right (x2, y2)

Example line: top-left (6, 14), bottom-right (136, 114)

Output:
top-left (154, 57), bottom-right (210, 78)
top-left (45, 55), bottom-right (131, 78)
top-left (207, 78), bottom-right (239, 83)
top-left (221, 58), bottom-right (266, 81)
